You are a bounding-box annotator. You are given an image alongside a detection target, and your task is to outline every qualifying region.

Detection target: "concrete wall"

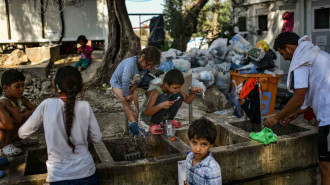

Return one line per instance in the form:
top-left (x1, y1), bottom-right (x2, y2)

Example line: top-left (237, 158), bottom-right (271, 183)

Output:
top-left (0, 0), bottom-right (108, 43)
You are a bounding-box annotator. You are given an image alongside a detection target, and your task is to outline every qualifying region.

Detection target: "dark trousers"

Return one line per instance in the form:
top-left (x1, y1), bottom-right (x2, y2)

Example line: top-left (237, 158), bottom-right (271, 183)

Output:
top-left (150, 92), bottom-right (184, 125)
top-left (50, 172), bottom-right (99, 185)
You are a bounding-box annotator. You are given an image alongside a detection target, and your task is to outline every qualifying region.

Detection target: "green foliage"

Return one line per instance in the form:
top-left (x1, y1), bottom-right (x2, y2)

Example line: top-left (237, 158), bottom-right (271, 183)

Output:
top-left (196, 0), bottom-right (234, 45)
top-left (163, 0), bottom-right (185, 43)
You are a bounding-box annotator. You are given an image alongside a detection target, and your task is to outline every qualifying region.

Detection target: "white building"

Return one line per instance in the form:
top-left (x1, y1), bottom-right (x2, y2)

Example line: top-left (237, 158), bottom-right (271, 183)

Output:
top-left (0, 0), bottom-right (108, 49)
top-left (233, 0), bottom-right (330, 88)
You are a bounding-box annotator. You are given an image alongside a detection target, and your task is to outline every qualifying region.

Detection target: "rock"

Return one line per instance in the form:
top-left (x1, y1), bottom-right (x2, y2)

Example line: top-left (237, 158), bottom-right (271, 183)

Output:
top-left (25, 45), bottom-right (60, 65)
top-left (41, 81), bottom-right (52, 91)
top-left (194, 86), bottom-right (230, 113)
top-left (0, 54), bottom-right (9, 65)
top-left (25, 74), bottom-right (32, 86)
top-left (2, 49), bottom-right (28, 66)
top-left (33, 89), bottom-right (40, 94)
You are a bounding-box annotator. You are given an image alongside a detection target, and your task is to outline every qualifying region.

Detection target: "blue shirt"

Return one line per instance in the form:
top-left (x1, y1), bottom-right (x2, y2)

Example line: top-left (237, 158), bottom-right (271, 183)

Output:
top-left (186, 152), bottom-right (222, 185)
top-left (110, 56), bottom-right (147, 97)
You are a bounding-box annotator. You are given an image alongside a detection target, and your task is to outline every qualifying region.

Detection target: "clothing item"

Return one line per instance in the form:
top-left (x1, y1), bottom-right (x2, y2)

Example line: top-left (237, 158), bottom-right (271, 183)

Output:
top-left (318, 125), bottom-right (330, 162)
top-left (249, 127), bottom-right (277, 145)
top-left (241, 85), bottom-right (261, 123)
top-left (19, 98), bottom-right (102, 182)
top-left (78, 46), bottom-right (93, 60)
top-left (74, 58), bottom-right (92, 69)
top-left (50, 172), bottom-right (99, 185)
top-left (185, 152), bottom-right (222, 185)
top-left (0, 97), bottom-right (25, 112)
top-left (282, 12), bottom-right (294, 32)
top-left (110, 56), bottom-right (147, 97)
top-left (289, 36), bottom-right (330, 127)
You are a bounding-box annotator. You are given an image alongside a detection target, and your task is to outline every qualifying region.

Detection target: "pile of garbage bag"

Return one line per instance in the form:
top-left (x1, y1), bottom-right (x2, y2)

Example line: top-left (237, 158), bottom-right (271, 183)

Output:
top-left (155, 34), bottom-right (284, 118)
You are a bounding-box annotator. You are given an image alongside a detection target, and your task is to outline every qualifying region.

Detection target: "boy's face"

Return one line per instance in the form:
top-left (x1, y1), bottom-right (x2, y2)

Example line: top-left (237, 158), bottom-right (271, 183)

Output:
top-left (137, 54), bottom-right (154, 70)
top-left (189, 137), bottom-right (213, 163)
top-left (3, 80), bottom-right (25, 99)
top-left (78, 40), bottom-right (86, 47)
top-left (165, 83), bottom-right (182, 94)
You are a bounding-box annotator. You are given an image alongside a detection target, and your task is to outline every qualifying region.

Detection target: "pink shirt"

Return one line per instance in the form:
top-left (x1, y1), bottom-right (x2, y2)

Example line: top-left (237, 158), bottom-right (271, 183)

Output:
top-left (78, 46), bottom-right (93, 60)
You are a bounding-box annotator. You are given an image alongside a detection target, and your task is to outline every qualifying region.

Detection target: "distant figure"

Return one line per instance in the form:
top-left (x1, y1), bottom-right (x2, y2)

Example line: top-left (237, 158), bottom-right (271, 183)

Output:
top-left (110, 46), bottom-right (161, 135)
top-left (141, 69), bottom-right (202, 135)
top-left (0, 69), bottom-right (36, 157)
top-left (19, 66), bottom-right (102, 184)
top-left (74, 35), bottom-right (93, 71)
top-left (185, 117), bottom-right (222, 185)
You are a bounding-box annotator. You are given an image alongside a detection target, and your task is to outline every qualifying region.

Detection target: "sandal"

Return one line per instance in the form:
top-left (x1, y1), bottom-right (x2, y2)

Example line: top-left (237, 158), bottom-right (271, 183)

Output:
top-left (129, 122), bottom-right (139, 136)
top-left (0, 157), bottom-right (8, 166)
top-left (149, 124), bottom-right (164, 135)
top-left (0, 170), bottom-right (4, 179)
top-left (138, 128), bottom-right (148, 136)
top-left (2, 144), bottom-right (22, 157)
top-left (170, 120), bottom-right (183, 128)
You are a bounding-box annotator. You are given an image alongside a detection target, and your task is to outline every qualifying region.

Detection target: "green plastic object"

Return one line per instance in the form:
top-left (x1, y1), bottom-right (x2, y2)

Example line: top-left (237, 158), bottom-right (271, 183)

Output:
top-left (249, 127), bottom-right (277, 145)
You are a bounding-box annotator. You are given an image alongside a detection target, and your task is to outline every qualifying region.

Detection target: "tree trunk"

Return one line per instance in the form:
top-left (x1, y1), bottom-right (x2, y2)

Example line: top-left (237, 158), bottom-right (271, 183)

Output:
top-left (172, 0), bottom-right (209, 52)
top-left (96, 0), bottom-right (140, 84)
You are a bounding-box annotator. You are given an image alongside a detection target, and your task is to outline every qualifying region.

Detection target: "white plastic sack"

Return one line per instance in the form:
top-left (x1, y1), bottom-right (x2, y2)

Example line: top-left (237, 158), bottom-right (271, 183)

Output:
top-left (192, 79), bottom-right (206, 94)
top-left (215, 71), bottom-right (231, 93)
top-left (199, 71), bottom-right (215, 88)
top-left (209, 38), bottom-right (228, 60)
top-left (168, 48), bottom-right (183, 56)
top-left (196, 49), bottom-right (209, 57)
top-left (150, 77), bottom-right (162, 86)
top-left (161, 50), bottom-right (176, 62)
top-left (217, 62), bottom-right (231, 72)
top-left (204, 60), bottom-right (219, 77)
top-left (172, 59), bottom-right (191, 72)
top-left (188, 67), bottom-right (204, 74)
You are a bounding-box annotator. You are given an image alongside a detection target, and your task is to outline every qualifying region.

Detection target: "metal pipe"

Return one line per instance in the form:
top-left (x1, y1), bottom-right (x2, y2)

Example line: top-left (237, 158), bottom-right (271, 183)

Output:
top-left (189, 103), bottom-right (193, 124)
top-left (41, 0), bottom-right (45, 39)
top-left (5, 0), bottom-right (11, 40)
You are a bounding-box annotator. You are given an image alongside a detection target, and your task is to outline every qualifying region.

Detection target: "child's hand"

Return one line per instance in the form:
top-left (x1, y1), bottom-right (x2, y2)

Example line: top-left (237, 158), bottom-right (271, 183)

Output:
top-left (160, 101), bottom-right (174, 109)
top-left (190, 87), bottom-right (203, 94)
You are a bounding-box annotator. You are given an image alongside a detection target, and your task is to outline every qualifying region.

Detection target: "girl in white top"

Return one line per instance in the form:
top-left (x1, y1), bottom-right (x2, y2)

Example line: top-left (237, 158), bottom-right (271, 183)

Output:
top-left (18, 66), bottom-right (102, 184)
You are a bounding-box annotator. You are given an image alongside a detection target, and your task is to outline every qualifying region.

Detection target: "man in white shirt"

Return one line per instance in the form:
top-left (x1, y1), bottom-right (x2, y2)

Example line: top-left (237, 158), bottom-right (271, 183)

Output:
top-left (264, 32), bottom-right (330, 185)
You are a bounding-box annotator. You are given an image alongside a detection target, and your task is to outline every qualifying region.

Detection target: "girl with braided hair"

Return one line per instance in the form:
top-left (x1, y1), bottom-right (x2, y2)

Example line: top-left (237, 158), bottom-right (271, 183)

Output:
top-left (18, 66), bottom-right (102, 184)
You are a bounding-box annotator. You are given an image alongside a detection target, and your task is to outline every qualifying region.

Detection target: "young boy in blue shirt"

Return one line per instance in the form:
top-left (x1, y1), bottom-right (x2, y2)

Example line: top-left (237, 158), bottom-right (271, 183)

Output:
top-left (142, 69), bottom-right (202, 134)
top-left (110, 46), bottom-right (160, 135)
top-left (185, 117), bottom-right (222, 185)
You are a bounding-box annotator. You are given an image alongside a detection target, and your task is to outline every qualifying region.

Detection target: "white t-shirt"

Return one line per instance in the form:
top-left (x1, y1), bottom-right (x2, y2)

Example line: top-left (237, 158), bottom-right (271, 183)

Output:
top-left (292, 50), bottom-right (330, 127)
top-left (19, 98), bottom-right (102, 182)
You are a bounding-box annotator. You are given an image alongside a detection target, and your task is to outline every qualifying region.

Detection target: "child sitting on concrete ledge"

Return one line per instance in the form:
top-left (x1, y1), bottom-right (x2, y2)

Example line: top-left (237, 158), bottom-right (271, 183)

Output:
top-left (141, 69), bottom-right (202, 135)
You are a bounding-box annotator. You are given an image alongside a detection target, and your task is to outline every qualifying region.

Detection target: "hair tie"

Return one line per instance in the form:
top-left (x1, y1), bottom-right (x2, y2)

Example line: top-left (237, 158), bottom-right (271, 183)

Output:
top-left (56, 84), bottom-right (61, 92)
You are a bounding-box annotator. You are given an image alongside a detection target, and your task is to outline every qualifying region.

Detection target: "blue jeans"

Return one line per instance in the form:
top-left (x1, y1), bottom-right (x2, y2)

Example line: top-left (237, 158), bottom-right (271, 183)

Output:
top-left (150, 92), bottom-right (184, 125)
top-left (50, 172), bottom-right (99, 185)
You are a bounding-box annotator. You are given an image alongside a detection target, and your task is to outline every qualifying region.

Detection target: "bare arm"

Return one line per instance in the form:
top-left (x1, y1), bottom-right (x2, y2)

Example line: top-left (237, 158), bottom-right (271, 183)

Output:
top-left (264, 88), bottom-right (306, 127)
top-left (182, 87), bottom-right (202, 104)
top-left (0, 99), bottom-right (23, 124)
top-left (0, 104), bottom-right (14, 130)
top-left (144, 90), bottom-right (173, 116)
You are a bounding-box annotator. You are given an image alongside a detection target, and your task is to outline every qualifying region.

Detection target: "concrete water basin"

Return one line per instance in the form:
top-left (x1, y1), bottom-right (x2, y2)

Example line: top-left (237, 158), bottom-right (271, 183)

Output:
top-left (175, 124), bottom-right (250, 147)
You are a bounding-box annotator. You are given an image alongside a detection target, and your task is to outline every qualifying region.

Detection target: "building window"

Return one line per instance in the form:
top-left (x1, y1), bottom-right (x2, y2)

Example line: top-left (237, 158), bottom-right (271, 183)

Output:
top-left (238, 17), bottom-right (247, 32)
top-left (258, 15), bottom-right (268, 31)
top-left (315, 8), bottom-right (330, 29)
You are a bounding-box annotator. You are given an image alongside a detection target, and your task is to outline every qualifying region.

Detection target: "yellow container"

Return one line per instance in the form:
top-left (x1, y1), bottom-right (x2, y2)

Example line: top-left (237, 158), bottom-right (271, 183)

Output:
top-left (230, 69), bottom-right (282, 115)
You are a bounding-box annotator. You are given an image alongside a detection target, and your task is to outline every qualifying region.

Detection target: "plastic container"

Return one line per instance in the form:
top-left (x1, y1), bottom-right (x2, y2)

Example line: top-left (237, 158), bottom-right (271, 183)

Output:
top-left (230, 69), bottom-right (282, 115)
top-left (229, 34), bottom-right (251, 53)
top-left (164, 120), bottom-right (174, 137)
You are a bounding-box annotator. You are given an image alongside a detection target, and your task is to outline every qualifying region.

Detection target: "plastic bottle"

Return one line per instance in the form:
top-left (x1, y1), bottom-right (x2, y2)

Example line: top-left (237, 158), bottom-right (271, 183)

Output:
top-left (165, 120), bottom-right (174, 137)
